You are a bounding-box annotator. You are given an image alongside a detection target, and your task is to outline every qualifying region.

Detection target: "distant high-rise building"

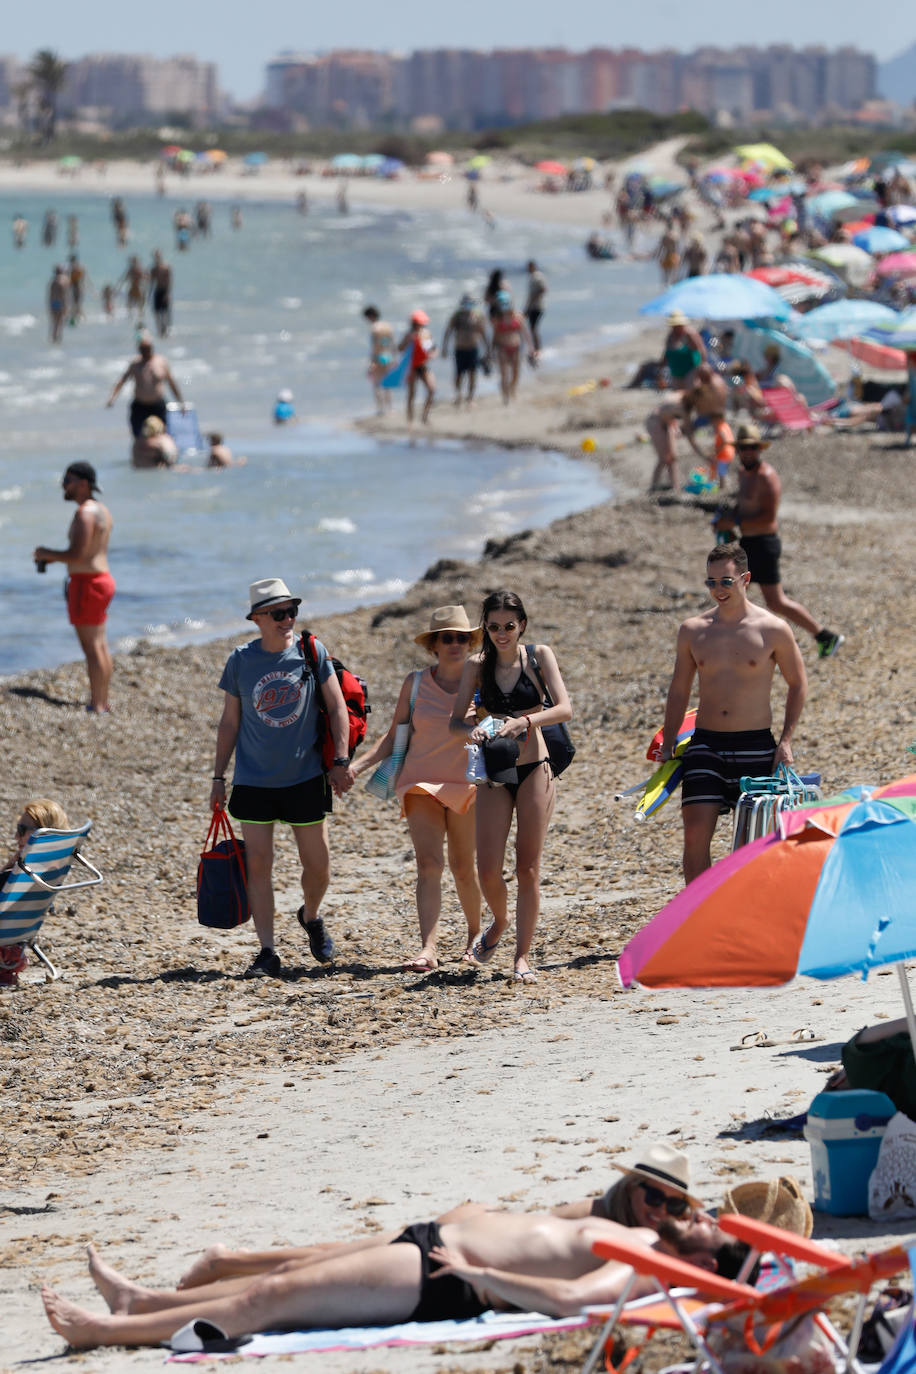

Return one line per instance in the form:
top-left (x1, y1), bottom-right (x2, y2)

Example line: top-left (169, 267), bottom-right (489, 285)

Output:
top-left (262, 42), bottom-right (877, 129)
top-left (61, 54), bottom-right (219, 124)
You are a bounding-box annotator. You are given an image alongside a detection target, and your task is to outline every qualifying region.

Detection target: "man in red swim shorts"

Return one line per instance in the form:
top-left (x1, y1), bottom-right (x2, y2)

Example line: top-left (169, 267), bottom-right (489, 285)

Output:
top-left (34, 461), bottom-right (115, 713)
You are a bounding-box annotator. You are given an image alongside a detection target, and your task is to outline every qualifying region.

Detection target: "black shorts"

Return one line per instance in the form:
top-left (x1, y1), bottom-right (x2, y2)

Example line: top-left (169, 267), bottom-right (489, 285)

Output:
top-left (129, 398), bottom-right (168, 438)
top-left (741, 533), bottom-right (782, 586)
top-left (526, 308), bottom-right (542, 331)
top-left (681, 728), bottom-right (776, 810)
top-left (391, 1222), bottom-right (490, 1322)
top-left (228, 775), bottom-right (332, 826)
top-left (454, 347), bottom-right (479, 378)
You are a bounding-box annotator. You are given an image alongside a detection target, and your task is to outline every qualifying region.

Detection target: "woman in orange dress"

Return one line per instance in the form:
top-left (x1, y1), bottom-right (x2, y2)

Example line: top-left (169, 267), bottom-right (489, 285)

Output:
top-left (353, 607), bottom-right (482, 971)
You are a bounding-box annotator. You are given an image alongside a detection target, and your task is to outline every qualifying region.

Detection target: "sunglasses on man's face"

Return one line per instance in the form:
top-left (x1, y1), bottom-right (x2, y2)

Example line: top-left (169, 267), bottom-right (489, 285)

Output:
top-left (704, 575), bottom-right (743, 589)
top-left (16, 823), bottom-right (35, 838)
top-left (636, 1181), bottom-right (691, 1217)
top-left (437, 632), bottom-right (470, 645)
top-left (263, 606), bottom-right (297, 622)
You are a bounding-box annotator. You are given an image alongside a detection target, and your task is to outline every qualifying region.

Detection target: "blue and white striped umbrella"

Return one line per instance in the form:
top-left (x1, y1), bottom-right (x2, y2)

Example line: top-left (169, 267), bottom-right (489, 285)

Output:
top-left (864, 307), bottom-right (916, 351)
top-left (792, 299), bottom-right (900, 342)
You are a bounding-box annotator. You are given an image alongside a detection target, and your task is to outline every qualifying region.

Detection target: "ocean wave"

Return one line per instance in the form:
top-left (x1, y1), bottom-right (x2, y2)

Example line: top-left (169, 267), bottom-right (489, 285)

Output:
top-left (0, 314), bottom-right (37, 336)
top-left (318, 517), bottom-right (356, 534)
top-left (0, 486), bottom-right (23, 502)
top-left (279, 298), bottom-right (301, 310)
top-left (331, 567), bottom-right (373, 585)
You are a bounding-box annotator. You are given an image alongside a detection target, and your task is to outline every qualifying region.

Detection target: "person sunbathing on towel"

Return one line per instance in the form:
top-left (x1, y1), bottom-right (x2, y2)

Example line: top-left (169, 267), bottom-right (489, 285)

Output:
top-left (43, 1207), bottom-right (752, 1349)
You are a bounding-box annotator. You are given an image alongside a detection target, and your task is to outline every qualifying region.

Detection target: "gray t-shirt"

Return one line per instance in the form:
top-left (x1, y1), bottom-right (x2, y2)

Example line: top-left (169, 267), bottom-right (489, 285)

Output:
top-left (219, 637), bottom-right (333, 788)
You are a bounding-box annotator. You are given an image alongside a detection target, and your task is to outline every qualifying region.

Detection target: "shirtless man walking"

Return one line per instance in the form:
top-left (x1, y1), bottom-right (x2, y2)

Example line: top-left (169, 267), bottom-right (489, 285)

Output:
top-left (42, 1208), bottom-right (745, 1348)
top-left (149, 250), bottom-right (173, 337)
top-left (106, 332), bottom-right (184, 438)
top-left (647, 364), bottom-right (729, 492)
top-left (661, 541), bottom-right (807, 883)
top-left (715, 423), bottom-right (843, 659)
top-left (33, 463), bottom-right (115, 714)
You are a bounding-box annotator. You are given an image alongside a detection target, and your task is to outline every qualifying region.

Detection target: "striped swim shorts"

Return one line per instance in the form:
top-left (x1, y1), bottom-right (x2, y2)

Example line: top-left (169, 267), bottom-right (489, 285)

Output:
top-left (681, 728), bottom-right (776, 810)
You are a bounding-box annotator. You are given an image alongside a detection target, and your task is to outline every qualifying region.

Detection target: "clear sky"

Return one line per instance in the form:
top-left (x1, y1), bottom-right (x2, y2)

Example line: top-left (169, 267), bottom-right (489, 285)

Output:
top-left (4, 1), bottom-right (911, 102)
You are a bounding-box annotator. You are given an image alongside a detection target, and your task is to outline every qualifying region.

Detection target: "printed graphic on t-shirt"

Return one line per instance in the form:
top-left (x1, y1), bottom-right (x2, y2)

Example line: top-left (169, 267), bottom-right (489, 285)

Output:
top-left (252, 670), bottom-right (305, 728)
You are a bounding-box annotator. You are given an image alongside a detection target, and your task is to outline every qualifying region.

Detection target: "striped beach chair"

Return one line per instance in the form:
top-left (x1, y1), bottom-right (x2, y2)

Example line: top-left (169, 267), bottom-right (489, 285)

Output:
top-left (0, 822), bottom-right (102, 982)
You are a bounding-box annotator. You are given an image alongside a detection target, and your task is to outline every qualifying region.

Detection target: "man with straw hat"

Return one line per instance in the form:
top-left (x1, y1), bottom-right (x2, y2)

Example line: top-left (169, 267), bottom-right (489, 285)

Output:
top-left (210, 578), bottom-right (355, 978)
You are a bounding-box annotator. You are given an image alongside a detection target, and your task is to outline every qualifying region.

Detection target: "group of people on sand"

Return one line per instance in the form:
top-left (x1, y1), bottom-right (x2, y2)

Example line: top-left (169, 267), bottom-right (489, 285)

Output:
top-left (363, 261), bottom-right (547, 419)
top-left (42, 1142), bottom-right (782, 1349)
top-left (210, 580), bottom-right (570, 985)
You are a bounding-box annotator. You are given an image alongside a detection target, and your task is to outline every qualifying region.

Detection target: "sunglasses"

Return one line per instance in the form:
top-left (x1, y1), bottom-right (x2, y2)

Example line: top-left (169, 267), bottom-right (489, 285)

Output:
top-left (437, 632), bottom-right (470, 645)
top-left (262, 606), bottom-right (297, 622)
top-left (486, 621), bottom-right (519, 634)
top-left (704, 576), bottom-right (743, 589)
top-left (636, 1181), bottom-right (691, 1217)
top-left (16, 823), bottom-right (34, 838)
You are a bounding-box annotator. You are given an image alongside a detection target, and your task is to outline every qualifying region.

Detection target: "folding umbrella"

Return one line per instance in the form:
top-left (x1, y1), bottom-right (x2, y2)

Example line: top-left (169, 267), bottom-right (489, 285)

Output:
top-left (640, 273), bottom-right (793, 323)
top-left (617, 776), bottom-right (916, 1055)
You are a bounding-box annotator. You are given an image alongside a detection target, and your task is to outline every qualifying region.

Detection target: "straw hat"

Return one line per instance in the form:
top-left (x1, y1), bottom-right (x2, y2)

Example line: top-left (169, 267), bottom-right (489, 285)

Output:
top-left (246, 577), bottom-right (301, 620)
top-left (735, 421), bottom-right (770, 450)
top-left (414, 605), bottom-right (482, 653)
top-left (612, 1143), bottom-right (702, 1207)
top-left (720, 1176), bottom-right (813, 1238)
top-left (666, 309), bottom-right (689, 326)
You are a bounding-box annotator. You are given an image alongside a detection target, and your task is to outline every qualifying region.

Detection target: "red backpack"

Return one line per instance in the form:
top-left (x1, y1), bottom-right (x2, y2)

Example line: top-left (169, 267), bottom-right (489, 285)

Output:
top-left (300, 632), bottom-right (370, 770)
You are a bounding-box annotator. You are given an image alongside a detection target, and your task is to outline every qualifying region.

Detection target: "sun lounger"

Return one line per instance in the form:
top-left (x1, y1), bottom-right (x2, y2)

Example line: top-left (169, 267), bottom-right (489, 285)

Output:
top-left (581, 1215), bottom-right (907, 1374)
top-left (761, 386), bottom-right (838, 435)
top-left (0, 821), bottom-right (102, 981)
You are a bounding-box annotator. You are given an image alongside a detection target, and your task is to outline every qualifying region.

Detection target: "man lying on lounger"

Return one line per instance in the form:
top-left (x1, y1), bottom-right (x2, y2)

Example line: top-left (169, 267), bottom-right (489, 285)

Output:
top-left (43, 1209), bottom-right (751, 1349)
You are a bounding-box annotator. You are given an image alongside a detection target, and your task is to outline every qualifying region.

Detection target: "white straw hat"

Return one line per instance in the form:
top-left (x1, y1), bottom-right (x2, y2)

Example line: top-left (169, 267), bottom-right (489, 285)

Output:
top-left (612, 1142), bottom-right (701, 1206)
top-left (246, 577), bottom-right (301, 621)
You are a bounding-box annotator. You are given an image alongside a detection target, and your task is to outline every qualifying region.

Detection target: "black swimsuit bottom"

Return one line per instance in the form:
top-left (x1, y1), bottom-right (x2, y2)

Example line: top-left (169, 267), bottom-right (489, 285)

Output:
top-left (391, 1221), bottom-right (491, 1322)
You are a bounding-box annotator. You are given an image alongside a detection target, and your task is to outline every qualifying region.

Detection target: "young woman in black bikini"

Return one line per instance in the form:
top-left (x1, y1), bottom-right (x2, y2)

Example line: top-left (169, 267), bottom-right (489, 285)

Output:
top-left (449, 590), bottom-right (571, 984)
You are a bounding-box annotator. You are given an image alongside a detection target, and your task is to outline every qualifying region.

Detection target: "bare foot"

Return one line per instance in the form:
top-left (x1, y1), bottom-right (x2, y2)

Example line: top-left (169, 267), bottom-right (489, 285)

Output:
top-left (177, 1243), bottom-right (230, 1290)
top-left (87, 1243), bottom-right (142, 1314)
top-left (42, 1286), bottom-right (110, 1349)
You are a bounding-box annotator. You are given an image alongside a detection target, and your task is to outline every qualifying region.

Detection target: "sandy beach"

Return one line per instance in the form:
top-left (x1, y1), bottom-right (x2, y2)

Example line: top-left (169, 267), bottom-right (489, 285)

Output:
top-left (2, 153), bottom-right (916, 1371)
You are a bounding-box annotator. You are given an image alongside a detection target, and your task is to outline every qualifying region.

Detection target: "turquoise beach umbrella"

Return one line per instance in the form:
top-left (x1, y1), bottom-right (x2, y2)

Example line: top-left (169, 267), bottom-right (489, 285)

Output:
top-left (640, 273), bottom-right (793, 323)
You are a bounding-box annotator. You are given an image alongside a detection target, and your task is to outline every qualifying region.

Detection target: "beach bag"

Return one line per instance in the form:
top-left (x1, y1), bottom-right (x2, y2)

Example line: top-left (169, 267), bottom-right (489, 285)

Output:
top-left (868, 1111), bottom-right (916, 1221)
top-left (366, 671), bottom-right (420, 801)
top-left (197, 808), bottom-right (250, 929)
top-left (300, 631), bottom-right (370, 771)
top-left (707, 1311), bottom-right (841, 1374)
top-left (525, 644), bottom-right (575, 777)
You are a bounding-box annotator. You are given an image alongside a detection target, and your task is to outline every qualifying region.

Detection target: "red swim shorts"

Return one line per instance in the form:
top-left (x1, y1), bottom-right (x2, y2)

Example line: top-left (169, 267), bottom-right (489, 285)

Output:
top-left (67, 572), bottom-right (115, 627)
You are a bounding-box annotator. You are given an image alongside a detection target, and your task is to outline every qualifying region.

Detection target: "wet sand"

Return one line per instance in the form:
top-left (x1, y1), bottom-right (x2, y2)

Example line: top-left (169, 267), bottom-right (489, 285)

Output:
top-left (3, 197), bottom-right (916, 1370)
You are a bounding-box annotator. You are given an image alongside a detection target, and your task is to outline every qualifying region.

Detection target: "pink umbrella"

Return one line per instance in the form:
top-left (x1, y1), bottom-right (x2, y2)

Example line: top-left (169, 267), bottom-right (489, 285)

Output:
top-left (876, 251), bottom-right (916, 279)
top-left (832, 338), bottom-right (908, 371)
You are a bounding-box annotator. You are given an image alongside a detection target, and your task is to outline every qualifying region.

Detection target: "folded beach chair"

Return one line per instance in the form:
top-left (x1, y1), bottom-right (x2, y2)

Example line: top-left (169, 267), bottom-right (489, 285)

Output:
top-left (581, 1214), bottom-right (907, 1374)
top-left (0, 821), bottom-right (102, 981)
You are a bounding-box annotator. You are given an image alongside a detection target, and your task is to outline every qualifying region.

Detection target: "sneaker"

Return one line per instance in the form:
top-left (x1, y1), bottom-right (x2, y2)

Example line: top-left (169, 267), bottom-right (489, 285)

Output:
top-left (298, 907), bottom-right (335, 964)
top-left (245, 947), bottom-right (281, 978)
top-left (816, 630), bottom-right (845, 659)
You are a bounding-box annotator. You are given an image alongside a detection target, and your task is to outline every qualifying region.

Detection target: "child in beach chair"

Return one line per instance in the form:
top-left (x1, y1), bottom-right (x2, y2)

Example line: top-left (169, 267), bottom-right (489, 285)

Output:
top-left (581, 1213), bottom-right (908, 1374)
top-left (0, 800), bottom-right (102, 985)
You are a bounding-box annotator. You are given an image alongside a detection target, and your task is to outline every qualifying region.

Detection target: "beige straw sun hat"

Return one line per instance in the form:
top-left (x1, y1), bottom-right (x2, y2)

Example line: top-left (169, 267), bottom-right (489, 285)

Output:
top-left (720, 1176), bottom-right (813, 1238)
top-left (414, 605), bottom-right (482, 653)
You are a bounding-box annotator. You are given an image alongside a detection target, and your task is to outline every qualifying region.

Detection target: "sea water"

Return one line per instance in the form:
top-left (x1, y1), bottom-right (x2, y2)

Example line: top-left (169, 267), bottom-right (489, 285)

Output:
top-left (0, 184), bottom-right (660, 674)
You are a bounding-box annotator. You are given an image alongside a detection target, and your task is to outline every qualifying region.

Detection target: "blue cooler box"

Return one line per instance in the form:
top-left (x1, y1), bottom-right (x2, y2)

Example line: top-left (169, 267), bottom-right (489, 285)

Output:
top-left (804, 1089), bottom-right (896, 1215)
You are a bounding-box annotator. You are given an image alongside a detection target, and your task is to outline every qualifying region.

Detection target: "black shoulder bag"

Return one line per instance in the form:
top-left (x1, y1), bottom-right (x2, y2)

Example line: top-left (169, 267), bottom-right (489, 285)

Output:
top-left (525, 644), bottom-right (575, 777)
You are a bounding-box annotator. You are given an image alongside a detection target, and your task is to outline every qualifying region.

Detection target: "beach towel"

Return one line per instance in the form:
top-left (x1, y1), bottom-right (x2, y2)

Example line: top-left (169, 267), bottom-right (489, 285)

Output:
top-left (167, 1308), bottom-right (591, 1361)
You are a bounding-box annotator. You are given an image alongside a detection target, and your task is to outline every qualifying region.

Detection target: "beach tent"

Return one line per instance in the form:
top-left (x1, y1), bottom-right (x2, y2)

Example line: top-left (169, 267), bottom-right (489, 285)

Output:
top-left (734, 142), bottom-right (793, 172)
top-left (729, 324), bottom-right (835, 406)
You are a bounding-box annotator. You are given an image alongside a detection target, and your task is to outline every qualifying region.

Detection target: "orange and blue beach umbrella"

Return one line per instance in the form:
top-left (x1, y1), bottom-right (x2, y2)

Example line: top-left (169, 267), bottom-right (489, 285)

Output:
top-left (618, 775), bottom-right (916, 990)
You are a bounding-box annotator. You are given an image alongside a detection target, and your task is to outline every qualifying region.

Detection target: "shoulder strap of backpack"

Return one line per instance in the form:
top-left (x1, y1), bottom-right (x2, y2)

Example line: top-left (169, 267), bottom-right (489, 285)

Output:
top-left (525, 643), bottom-right (553, 707)
top-left (299, 630), bottom-right (319, 679)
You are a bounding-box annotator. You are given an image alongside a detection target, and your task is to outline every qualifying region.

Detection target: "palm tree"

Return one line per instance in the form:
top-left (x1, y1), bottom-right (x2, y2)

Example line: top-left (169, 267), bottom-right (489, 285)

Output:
top-left (29, 49), bottom-right (69, 143)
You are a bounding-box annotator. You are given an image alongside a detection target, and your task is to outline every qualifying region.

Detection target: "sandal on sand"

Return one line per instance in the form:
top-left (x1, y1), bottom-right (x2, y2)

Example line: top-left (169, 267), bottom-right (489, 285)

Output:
top-left (402, 955), bottom-right (439, 973)
top-left (513, 968), bottom-right (538, 985)
top-left (472, 928), bottom-right (501, 964)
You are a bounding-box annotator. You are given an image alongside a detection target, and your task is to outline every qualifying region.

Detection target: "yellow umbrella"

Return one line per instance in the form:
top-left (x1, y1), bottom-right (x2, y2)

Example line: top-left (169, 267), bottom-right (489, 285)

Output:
top-left (734, 142), bottom-right (794, 172)
top-left (467, 154), bottom-right (492, 170)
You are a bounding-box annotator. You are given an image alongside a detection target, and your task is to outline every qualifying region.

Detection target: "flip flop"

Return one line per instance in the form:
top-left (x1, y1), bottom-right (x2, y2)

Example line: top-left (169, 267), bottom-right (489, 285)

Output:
top-left (513, 968), bottom-right (538, 985)
top-left (471, 928), bottom-right (501, 964)
top-left (401, 956), bottom-right (439, 973)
